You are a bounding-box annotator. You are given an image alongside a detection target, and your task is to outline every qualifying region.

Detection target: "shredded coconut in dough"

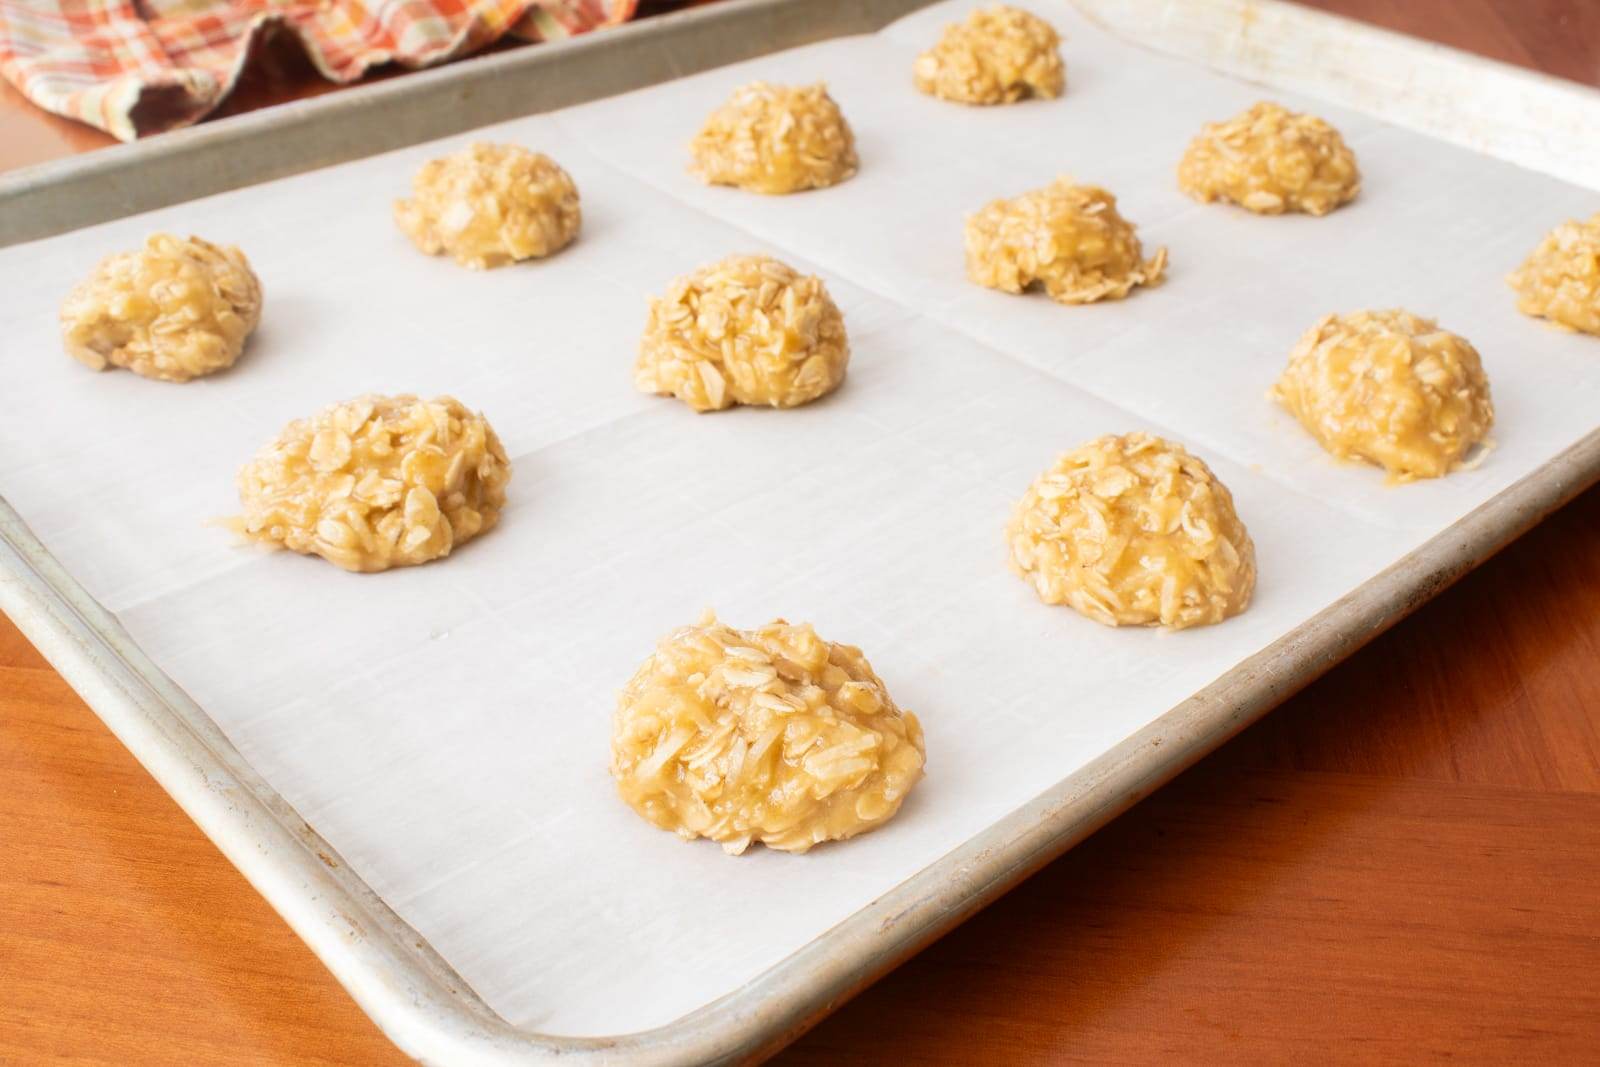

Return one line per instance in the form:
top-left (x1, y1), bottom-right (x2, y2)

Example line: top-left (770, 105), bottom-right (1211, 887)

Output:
top-left (1272, 310), bottom-right (1494, 482)
top-left (394, 142), bottom-right (580, 269)
top-left (1178, 101), bottom-right (1360, 217)
top-left (914, 4), bottom-right (1064, 105)
top-left (1007, 433), bottom-right (1256, 630)
top-left (60, 233), bottom-right (262, 382)
top-left (965, 179), bottom-right (1166, 304)
top-left (690, 81), bottom-right (858, 195)
top-left (635, 254), bottom-right (849, 412)
top-left (1507, 213), bottom-right (1600, 336)
top-left (231, 394), bottom-right (511, 572)
top-left (610, 613), bottom-right (926, 855)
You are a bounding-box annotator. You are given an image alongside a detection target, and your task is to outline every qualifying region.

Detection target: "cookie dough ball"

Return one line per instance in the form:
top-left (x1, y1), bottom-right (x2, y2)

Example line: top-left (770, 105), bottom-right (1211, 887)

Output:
top-left (965, 179), bottom-right (1167, 304)
top-left (1178, 101), bottom-right (1360, 216)
top-left (394, 142), bottom-right (580, 270)
top-left (1272, 310), bottom-right (1494, 481)
top-left (1507, 213), bottom-right (1600, 336)
top-left (689, 82), bottom-right (858, 195)
top-left (60, 233), bottom-right (261, 383)
top-left (232, 394), bottom-right (511, 572)
top-left (914, 5), bottom-right (1064, 105)
top-left (610, 613), bottom-right (926, 855)
top-left (1007, 433), bottom-right (1256, 630)
top-left (635, 254), bottom-right (849, 412)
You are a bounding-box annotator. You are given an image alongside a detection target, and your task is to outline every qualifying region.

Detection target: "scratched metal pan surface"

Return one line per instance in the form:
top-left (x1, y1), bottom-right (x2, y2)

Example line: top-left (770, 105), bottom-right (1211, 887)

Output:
top-left (1, 0), bottom-right (1597, 1063)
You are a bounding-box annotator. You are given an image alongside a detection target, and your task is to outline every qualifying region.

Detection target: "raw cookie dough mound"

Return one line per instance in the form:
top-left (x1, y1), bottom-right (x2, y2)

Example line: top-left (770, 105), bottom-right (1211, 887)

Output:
top-left (965, 179), bottom-right (1166, 304)
top-left (232, 394), bottom-right (511, 572)
top-left (635, 254), bottom-right (849, 412)
top-left (394, 142), bottom-right (580, 269)
top-left (610, 613), bottom-right (926, 855)
top-left (914, 4), bottom-right (1064, 105)
top-left (1272, 310), bottom-right (1494, 481)
top-left (1178, 101), bottom-right (1360, 216)
top-left (1007, 433), bottom-right (1256, 630)
top-left (689, 81), bottom-right (858, 195)
top-left (60, 233), bottom-right (261, 383)
top-left (1507, 213), bottom-right (1600, 336)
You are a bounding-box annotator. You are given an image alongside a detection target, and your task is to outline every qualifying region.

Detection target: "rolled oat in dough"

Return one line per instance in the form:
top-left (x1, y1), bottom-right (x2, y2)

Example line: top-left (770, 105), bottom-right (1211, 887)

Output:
top-left (635, 254), bottom-right (849, 412)
top-left (231, 394), bottom-right (511, 573)
top-left (1272, 310), bottom-right (1494, 481)
top-left (965, 179), bottom-right (1166, 304)
top-left (394, 142), bottom-right (580, 270)
top-left (1007, 433), bottom-right (1256, 630)
top-left (1178, 101), bottom-right (1360, 216)
top-left (690, 81), bottom-right (858, 195)
top-left (913, 4), bottom-right (1064, 106)
top-left (610, 613), bottom-right (926, 855)
top-left (60, 233), bottom-right (262, 383)
top-left (1507, 213), bottom-right (1600, 336)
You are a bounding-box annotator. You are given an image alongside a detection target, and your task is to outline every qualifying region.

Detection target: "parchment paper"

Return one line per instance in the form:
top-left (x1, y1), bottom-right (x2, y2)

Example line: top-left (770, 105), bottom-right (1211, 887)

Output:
top-left (1, 0), bottom-right (1595, 1038)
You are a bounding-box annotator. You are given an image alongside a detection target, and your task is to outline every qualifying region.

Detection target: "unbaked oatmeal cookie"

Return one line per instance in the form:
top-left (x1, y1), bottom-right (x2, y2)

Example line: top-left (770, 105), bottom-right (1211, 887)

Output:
top-left (610, 613), bottom-right (926, 855)
top-left (965, 179), bottom-right (1166, 304)
top-left (231, 394), bottom-right (511, 572)
top-left (1007, 433), bottom-right (1256, 629)
top-left (1272, 310), bottom-right (1494, 481)
top-left (690, 81), bottom-right (858, 195)
top-left (635, 254), bottom-right (849, 411)
top-left (1177, 101), bottom-right (1360, 216)
top-left (1507, 213), bottom-right (1600, 336)
top-left (914, 5), bottom-right (1064, 105)
top-left (60, 233), bottom-right (262, 382)
top-left (394, 142), bottom-right (580, 269)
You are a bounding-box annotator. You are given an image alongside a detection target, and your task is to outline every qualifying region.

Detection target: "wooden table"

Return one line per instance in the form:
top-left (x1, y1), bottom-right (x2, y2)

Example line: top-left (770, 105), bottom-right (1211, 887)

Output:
top-left (3, 2), bottom-right (1598, 1062)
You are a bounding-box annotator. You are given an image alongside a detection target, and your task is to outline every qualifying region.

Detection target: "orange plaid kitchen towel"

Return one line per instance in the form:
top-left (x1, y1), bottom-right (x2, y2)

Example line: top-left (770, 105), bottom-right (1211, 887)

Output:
top-left (0, 0), bottom-right (638, 141)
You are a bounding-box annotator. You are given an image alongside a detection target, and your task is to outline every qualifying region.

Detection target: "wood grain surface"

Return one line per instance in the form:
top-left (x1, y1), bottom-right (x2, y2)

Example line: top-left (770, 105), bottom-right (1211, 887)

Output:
top-left (2, 2), bottom-right (1598, 1064)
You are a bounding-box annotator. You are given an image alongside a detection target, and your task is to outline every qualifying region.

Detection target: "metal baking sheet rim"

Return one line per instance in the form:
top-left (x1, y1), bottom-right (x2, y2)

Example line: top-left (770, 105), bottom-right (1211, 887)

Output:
top-left (7, 437), bottom-right (1599, 1065)
top-left (2, 0), bottom-right (1597, 243)
top-left (2, 0), bottom-right (1598, 1062)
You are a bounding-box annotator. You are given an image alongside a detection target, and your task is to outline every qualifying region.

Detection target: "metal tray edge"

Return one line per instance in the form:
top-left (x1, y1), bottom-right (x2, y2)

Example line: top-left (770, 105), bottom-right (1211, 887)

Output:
top-left (0, 0), bottom-right (937, 247)
top-left (1095, 0), bottom-right (1600, 192)
top-left (7, 424), bottom-right (1597, 1064)
top-left (3, 0), bottom-right (1599, 1060)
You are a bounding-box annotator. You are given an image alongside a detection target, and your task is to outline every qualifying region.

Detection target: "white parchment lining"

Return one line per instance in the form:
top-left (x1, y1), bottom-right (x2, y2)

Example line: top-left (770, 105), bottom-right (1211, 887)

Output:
top-left (0, 0), bottom-right (1595, 1037)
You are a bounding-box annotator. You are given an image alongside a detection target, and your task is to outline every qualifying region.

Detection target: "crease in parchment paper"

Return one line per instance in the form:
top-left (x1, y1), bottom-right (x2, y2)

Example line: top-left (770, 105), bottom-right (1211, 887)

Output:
top-left (0, 0), bottom-right (1595, 1038)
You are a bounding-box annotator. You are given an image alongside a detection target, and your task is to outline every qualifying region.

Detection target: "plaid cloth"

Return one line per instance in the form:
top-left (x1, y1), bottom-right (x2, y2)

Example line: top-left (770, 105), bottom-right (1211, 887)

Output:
top-left (0, 0), bottom-right (638, 141)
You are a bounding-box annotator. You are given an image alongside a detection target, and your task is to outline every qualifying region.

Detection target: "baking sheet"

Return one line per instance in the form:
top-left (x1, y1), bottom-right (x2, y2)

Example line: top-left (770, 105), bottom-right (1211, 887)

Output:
top-left (0, 0), bottom-right (1596, 1042)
